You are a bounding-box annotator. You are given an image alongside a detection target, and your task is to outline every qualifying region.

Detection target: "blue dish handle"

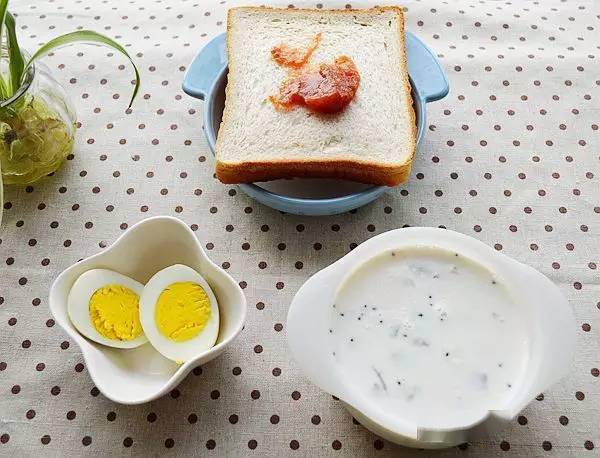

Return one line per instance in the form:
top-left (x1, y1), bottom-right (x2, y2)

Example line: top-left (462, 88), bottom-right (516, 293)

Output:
top-left (405, 32), bottom-right (449, 103)
top-left (182, 33), bottom-right (227, 100)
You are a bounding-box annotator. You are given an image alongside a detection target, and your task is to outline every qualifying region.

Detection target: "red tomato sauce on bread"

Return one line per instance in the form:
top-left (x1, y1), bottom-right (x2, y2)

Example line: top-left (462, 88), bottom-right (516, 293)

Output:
top-left (271, 33), bottom-right (321, 69)
top-left (270, 34), bottom-right (360, 114)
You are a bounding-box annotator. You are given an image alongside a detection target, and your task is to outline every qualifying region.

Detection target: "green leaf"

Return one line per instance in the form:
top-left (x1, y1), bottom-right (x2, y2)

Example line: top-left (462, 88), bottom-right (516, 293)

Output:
top-left (0, 0), bottom-right (10, 99)
top-left (24, 30), bottom-right (140, 108)
top-left (0, 0), bottom-right (8, 48)
top-left (5, 12), bottom-right (24, 94)
top-left (0, 76), bottom-right (8, 100)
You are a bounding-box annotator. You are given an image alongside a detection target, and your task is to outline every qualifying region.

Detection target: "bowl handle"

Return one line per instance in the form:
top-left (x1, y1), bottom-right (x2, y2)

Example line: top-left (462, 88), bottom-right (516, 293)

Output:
top-left (406, 32), bottom-right (449, 103)
top-left (182, 33), bottom-right (227, 100)
top-left (287, 268), bottom-right (348, 396)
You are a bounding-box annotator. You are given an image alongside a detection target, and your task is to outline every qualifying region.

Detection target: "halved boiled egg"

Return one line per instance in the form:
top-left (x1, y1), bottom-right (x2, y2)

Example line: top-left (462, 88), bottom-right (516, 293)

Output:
top-left (67, 269), bottom-right (148, 348)
top-left (140, 264), bottom-right (220, 362)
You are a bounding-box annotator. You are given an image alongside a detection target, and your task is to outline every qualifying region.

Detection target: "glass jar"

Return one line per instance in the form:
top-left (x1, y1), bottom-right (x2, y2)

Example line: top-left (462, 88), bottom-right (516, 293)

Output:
top-left (0, 59), bottom-right (76, 185)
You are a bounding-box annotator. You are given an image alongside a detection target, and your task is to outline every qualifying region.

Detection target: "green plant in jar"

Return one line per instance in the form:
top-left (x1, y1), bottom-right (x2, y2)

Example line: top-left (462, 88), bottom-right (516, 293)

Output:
top-left (0, 0), bottom-right (140, 220)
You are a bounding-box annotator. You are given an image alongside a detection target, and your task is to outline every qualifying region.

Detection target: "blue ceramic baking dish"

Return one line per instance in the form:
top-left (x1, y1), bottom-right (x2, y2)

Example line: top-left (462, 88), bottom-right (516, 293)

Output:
top-left (183, 32), bottom-right (448, 216)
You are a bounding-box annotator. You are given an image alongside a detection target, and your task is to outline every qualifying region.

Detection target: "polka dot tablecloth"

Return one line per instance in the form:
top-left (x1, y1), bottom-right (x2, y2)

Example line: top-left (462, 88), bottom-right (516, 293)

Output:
top-left (1, 0), bottom-right (598, 455)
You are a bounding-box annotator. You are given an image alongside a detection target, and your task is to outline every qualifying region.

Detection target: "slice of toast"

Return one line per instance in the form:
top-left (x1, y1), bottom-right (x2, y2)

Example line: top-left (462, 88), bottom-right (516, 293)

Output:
top-left (216, 6), bottom-right (416, 187)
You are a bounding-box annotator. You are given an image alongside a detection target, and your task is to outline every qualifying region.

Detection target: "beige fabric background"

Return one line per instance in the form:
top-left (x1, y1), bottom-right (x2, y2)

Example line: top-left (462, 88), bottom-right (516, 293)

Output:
top-left (0, 0), bottom-right (598, 456)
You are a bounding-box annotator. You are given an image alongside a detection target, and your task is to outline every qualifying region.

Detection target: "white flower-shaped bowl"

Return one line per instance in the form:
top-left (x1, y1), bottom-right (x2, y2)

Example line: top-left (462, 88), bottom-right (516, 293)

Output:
top-left (49, 216), bottom-right (247, 404)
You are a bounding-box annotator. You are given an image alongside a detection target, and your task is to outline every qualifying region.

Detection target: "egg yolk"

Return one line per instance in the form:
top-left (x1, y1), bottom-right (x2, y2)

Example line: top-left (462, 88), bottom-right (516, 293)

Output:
top-left (155, 282), bottom-right (212, 342)
top-left (89, 284), bottom-right (142, 341)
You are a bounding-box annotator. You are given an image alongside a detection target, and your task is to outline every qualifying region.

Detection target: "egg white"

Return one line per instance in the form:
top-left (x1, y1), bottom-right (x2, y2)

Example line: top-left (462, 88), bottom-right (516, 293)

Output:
top-left (139, 264), bottom-right (220, 362)
top-left (67, 269), bottom-right (148, 348)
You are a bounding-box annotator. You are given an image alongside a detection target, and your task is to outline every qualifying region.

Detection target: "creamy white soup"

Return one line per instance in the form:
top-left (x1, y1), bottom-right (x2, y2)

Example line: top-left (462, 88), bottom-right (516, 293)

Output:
top-left (329, 247), bottom-right (529, 430)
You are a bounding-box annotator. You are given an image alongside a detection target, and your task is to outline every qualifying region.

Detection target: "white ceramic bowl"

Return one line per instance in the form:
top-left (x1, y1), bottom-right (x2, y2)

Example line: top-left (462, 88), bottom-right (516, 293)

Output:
top-left (49, 216), bottom-right (247, 404)
top-left (287, 227), bottom-right (576, 448)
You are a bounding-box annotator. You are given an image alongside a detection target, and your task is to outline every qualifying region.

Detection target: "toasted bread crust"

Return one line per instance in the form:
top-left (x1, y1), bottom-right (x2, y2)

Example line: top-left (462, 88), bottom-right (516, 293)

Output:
top-left (216, 157), bottom-right (412, 187)
top-left (218, 6), bottom-right (416, 187)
